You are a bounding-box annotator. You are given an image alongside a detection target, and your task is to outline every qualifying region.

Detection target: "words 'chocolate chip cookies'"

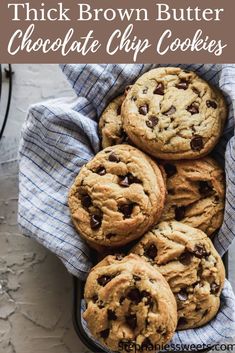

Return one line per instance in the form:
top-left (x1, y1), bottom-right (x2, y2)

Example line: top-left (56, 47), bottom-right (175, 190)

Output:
top-left (122, 67), bottom-right (227, 159)
top-left (131, 221), bottom-right (225, 329)
top-left (83, 254), bottom-right (177, 351)
top-left (160, 157), bottom-right (225, 236)
top-left (68, 145), bottom-right (166, 248)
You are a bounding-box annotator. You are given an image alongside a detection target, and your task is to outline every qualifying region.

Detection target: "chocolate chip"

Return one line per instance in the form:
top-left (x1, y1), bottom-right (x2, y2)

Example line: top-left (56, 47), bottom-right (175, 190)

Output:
top-left (100, 329), bottom-right (110, 339)
top-left (118, 203), bottom-right (134, 219)
top-left (92, 294), bottom-right (98, 303)
top-left (164, 106), bottom-right (176, 116)
top-left (97, 275), bottom-right (112, 286)
top-left (192, 87), bottom-right (200, 96)
top-left (118, 176), bottom-right (130, 187)
top-left (144, 244), bottom-right (158, 260)
top-left (125, 85), bottom-right (132, 96)
top-left (154, 82), bottom-right (164, 95)
top-left (96, 166), bottom-right (106, 175)
top-left (81, 195), bottom-right (92, 208)
top-left (177, 317), bottom-right (187, 327)
top-left (125, 314), bottom-right (137, 330)
top-left (199, 181), bottom-right (213, 196)
top-left (115, 254), bottom-right (124, 261)
top-left (133, 275), bottom-right (141, 282)
top-left (179, 252), bottom-right (193, 266)
top-left (203, 309), bottom-right (209, 317)
top-left (141, 291), bottom-right (154, 308)
top-left (190, 136), bottom-right (203, 151)
top-left (211, 282), bottom-right (220, 295)
top-left (197, 264), bottom-right (203, 277)
top-left (107, 309), bottom-right (117, 321)
top-left (120, 296), bottom-right (125, 304)
top-left (142, 338), bottom-right (152, 348)
top-left (90, 214), bottom-right (102, 230)
top-left (117, 105), bottom-right (122, 115)
top-left (143, 87), bottom-right (148, 94)
top-left (106, 233), bottom-right (116, 239)
top-left (131, 96), bottom-right (137, 101)
top-left (193, 244), bottom-right (208, 258)
top-left (177, 289), bottom-right (188, 302)
top-left (187, 103), bottom-right (199, 115)
top-left (175, 206), bottom-right (186, 221)
top-left (139, 104), bottom-right (149, 115)
top-left (206, 100), bottom-right (217, 109)
top-left (127, 288), bottom-right (142, 304)
top-left (109, 152), bottom-right (120, 163)
top-left (98, 301), bottom-right (105, 309)
top-left (146, 116), bottom-right (159, 129)
top-left (164, 163), bottom-right (177, 178)
top-left (176, 80), bottom-right (189, 90)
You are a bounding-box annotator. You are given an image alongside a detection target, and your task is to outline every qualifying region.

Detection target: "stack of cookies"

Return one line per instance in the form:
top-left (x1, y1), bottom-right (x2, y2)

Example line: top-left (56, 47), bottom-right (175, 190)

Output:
top-left (68, 67), bottom-right (227, 352)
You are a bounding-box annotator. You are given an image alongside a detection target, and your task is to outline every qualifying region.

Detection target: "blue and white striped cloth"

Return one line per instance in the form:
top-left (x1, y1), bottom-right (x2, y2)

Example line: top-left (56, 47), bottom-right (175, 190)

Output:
top-left (18, 64), bottom-right (235, 350)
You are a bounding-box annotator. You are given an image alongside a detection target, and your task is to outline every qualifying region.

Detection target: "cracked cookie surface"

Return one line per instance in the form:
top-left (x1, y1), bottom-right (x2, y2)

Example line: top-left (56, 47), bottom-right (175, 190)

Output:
top-left (68, 145), bottom-right (166, 248)
top-left (131, 221), bottom-right (225, 330)
top-left (160, 157), bottom-right (225, 236)
top-left (83, 254), bottom-right (177, 351)
top-left (122, 67), bottom-right (227, 159)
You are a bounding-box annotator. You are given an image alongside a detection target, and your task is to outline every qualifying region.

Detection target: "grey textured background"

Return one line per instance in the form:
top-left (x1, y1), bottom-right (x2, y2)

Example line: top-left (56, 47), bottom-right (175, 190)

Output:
top-left (0, 64), bottom-right (234, 353)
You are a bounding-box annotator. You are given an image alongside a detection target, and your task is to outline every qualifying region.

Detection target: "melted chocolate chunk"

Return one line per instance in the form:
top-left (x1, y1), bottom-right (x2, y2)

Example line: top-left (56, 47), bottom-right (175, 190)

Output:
top-left (177, 317), bottom-right (187, 327)
top-left (133, 275), bottom-right (141, 282)
top-left (146, 116), bottom-right (159, 129)
top-left (119, 173), bottom-right (141, 187)
top-left (90, 214), bottom-right (102, 230)
top-left (176, 80), bottom-right (189, 90)
top-left (108, 152), bottom-right (120, 163)
top-left (96, 166), bottom-right (106, 176)
top-left (107, 309), bottom-right (117, 321)
top-left (206, 100), bottom-right (217, 109)
top-left (190, 136), bottom-right (203, 151)
top-left (179, 252), bottom-right (193, 266)
top-left (164, 163), bottom-right (177, 178)
top-left (125, 314), bottom-right (137, 330)
top-left (97, 275), bottom-right (112, 286)
top-left (127, 288), bottom-right (142, 304)
top-left (193, 244), bottom-right (208, 258)
top-left (117, 105), bottom-right (122, 115)
top-left (100, 329), bottom-right (110, 339)
top-left (81, 194), bottom-right (92, 208)
top-left (199, 181), bottom-right (213, 196)
top-left (177, 289), bottom-right (188, 302)
top-left (139, 104), bottom-right (149, 116)
top-left (98, 301), bottom-right (105, 309)
top-left (175, 206), bottom-right (186, 221)
top-left (211, 282), bottom-right (220, 295)
top-left (118, 203), bottom-right (134, 219)
top-left (154, 82), bottom-right (164, 95)
top-left (164, 106), bottom-right (176, 116)
top-left (144, 244), bottom-right (158, 260)
top-left (131, 96), bottom-right (137, 102)
top-left (187, 103), bottom-right (199, 115)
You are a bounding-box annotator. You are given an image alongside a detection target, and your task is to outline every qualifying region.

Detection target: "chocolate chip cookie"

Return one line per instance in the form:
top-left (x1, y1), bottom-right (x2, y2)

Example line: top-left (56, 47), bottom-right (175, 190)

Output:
top-left (83, 254), bottom-right (177, 351)
top-left (99, 95), bottom-right (128, 148)
top-left (131, 221), bottom-right (225, 330)
top-left (68, 145), bottom-right (166, 248)
top-left (122, 67), bottom-right (227, 159)
top-left (160, 157), bottom-right (225, 236)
